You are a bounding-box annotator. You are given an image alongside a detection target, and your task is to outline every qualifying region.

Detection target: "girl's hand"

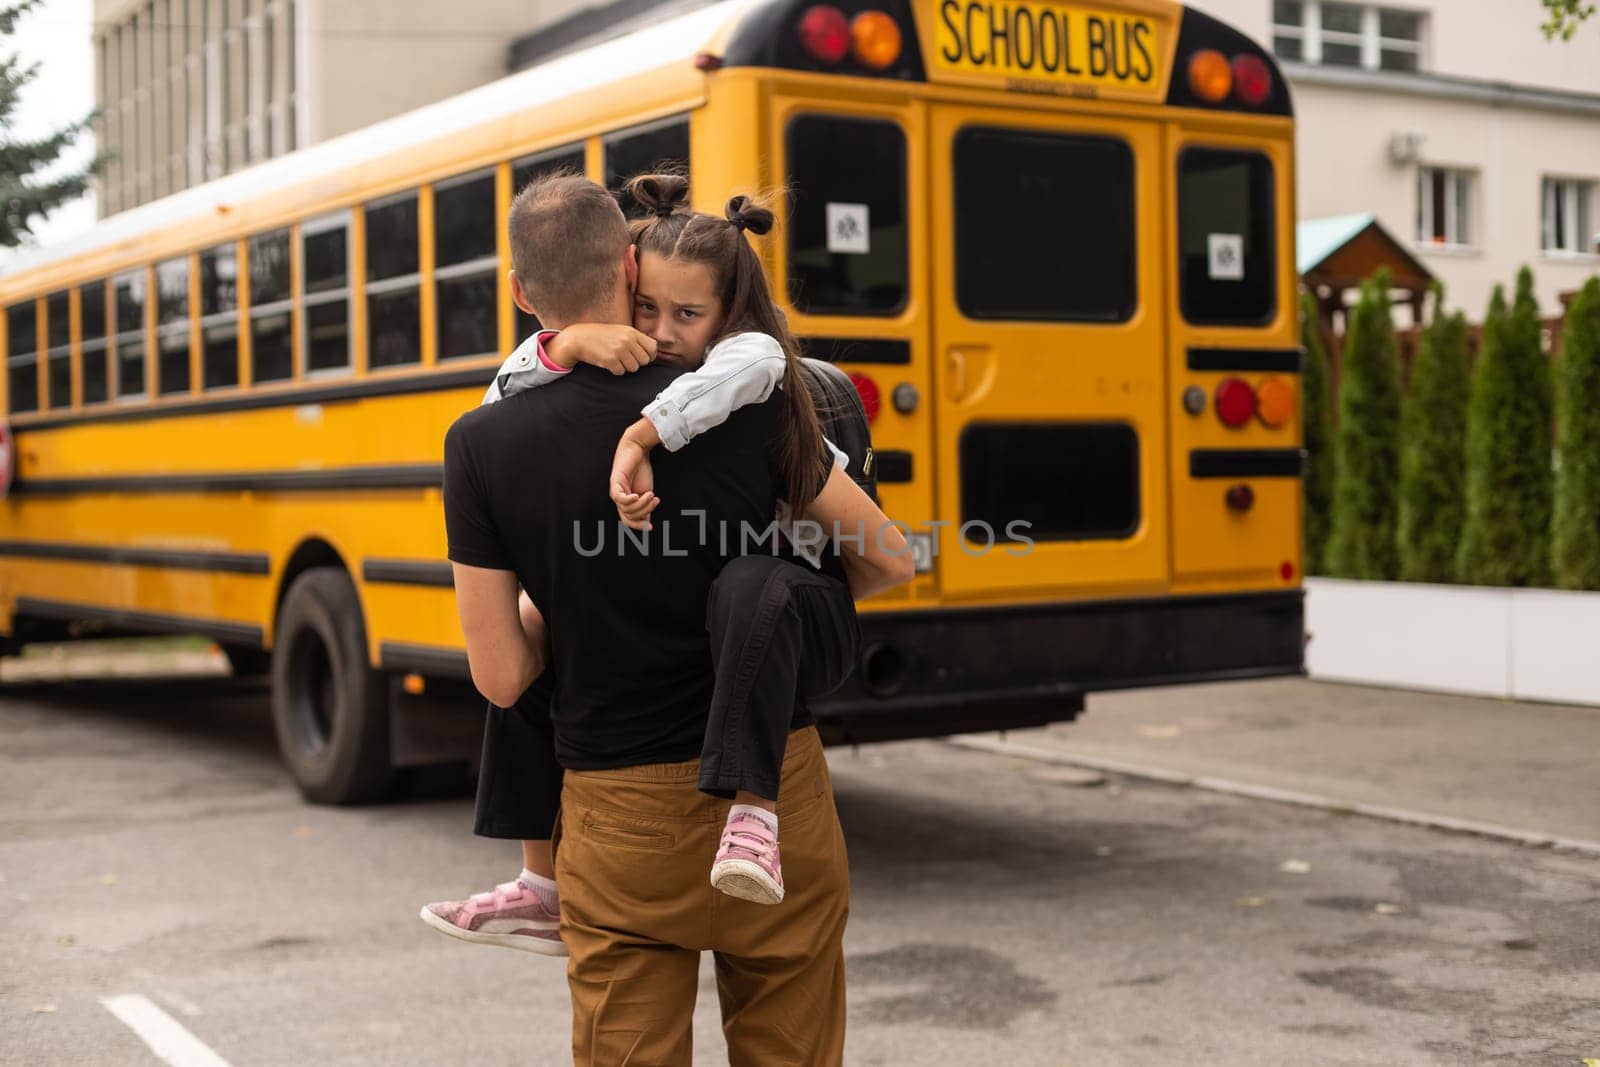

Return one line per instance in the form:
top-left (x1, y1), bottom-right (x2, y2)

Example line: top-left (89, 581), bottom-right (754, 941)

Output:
top-left (547, 324), bottom-right (657, 375)
top-left (610, 438), bottom-right (658, 530)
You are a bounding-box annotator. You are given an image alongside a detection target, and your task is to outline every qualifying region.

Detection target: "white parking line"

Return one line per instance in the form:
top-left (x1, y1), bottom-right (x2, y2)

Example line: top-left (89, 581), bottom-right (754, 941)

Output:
top-left (947, 735), bottom-right (1600, 858)
top-left (100, 995), bottom-right (233, 1067)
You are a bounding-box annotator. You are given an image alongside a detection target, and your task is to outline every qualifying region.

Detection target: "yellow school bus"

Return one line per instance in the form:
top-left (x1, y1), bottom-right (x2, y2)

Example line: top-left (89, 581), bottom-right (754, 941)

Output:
top-left (0, 0), bottom-right (1303, 803)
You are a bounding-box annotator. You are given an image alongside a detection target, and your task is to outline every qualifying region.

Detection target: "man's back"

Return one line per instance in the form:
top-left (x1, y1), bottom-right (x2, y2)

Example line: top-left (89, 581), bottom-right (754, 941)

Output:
top-left (443, 362), bottom-right (787, 769)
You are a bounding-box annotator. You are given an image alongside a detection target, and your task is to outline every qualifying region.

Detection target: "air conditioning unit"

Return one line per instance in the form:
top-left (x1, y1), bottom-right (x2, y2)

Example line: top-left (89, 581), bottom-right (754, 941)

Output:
top-left (1389, 131), bottom-right (1426, 165)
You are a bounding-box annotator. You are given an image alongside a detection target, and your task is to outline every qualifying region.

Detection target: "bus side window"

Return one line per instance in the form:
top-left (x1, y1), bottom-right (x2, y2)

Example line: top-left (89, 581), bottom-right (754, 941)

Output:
top-left (302, 213), bottom-right (353, 376)
top-left (434, 169), bottom-right (497, 362)
top-left (156, 257), bottom-right (192, 396)
top-left (604, 118), bottom-right (690, 219)
top-left (953, 127), bottom-right (1135, 322)
top-left (45, 290), bottom-right (71, 409)
top-left (785, 115), bottom-right (908, 316)
top-left (1178, 148), bottom-right (1276, 326)
top-left (200, 242), bottom-right (240, 390)
top-left (6, 300), bottom-right (39, 414)
top-left (81, 281), bottom-right (109, 405)
top-left (366, 191), bottom-right (422, 370)
top-left (510, 144), bottom-right (586, 344)
top-left (249, 229), bottom-right (293, 384)
top-left (113, 270), bottom-right (147, 401)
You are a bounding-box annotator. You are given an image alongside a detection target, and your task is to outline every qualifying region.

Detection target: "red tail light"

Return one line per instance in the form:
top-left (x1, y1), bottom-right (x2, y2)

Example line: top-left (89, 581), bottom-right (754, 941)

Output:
top-left (798, 5), bottom-right (851, 64)
top-left (847, 371), bottom-right (881, 422)
top-left (1215, 378), bottom-right (1256, 428)
top-left (1231, 55), bottom-right (1272, 106)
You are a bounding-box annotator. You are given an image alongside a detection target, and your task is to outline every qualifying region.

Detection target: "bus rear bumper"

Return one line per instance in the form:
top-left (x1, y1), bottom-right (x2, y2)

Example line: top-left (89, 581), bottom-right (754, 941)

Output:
top-left (813, 590), bottom-right (1305, 744)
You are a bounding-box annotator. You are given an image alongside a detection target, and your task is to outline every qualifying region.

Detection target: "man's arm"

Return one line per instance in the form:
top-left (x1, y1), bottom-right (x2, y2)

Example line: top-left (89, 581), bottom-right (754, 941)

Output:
top-left (453, 563), bottom-right (547, 707)
top-left (802, 464), bottom-right (915, 599)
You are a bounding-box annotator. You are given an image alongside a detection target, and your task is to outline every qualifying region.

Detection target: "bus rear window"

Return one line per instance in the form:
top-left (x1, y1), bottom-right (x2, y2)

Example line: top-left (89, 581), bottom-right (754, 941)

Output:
top-left (954, 128), bottom-right (1135, 322)
top-left (961, 423), bottom-right (1140, 542)
top-left (1179, 148), bottom-right (1276, 325)
top-left (785, 115), bottom-right (907, 316)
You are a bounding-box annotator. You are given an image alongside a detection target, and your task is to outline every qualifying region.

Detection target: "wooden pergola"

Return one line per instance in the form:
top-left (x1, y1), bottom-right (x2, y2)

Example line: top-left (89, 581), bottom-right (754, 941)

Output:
top-left (1298, 213), bottom-right (1436, 341)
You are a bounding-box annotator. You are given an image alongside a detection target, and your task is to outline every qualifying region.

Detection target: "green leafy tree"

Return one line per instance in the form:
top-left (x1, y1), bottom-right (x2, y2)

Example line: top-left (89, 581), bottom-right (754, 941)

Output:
top-left (1457, 269), bottom-right (1553, 586)
top-left (1, 0), bottom-right (97, 247)
top-left (1300, 292), bottom-right (1334, 574)
top-left (1542, 0), bottom-right (1596, 39)
top-left (1397, 285), bottom-right (1470, 582)
top-left (1552, 276), bottom-right (1600, 589)
top-left (1325, 271), bottom-right (1402, 580)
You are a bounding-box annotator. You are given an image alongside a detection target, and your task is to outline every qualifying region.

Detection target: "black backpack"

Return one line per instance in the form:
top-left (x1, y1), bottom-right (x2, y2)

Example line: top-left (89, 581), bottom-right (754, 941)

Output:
top-left (798, 358), bottom-right (878, 504)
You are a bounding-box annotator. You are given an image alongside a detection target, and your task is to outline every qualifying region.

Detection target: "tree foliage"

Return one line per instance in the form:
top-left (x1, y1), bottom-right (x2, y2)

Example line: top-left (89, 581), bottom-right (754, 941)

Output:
top-left (1551, 276), bottom-right (1600, 589)
top-left (1457, 269), bottom-right (1553, 586)
top-left (1397, 285), bottom-right (1470, 583)
top-left (1325, 271), bottom-right (1402, 580)
top-left (1542, 0), bottom-right (1597, 40)
top-left (1300, 292), bottom-right (1334, 574)
top-left (0, 0), bottom-right (97, 248)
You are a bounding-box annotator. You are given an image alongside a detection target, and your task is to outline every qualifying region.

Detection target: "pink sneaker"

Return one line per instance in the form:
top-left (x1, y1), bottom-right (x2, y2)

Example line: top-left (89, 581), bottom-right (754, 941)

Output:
top-left (710, 813), bottom-right (785, 905)
top-left (419, 879), bottom-right (567, 956)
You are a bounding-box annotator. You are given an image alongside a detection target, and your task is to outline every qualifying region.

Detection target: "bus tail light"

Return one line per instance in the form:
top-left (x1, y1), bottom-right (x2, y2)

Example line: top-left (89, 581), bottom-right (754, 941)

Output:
top-left (850, 11), bottom-right (902, 70)
top-left (847, 371), bottom-right (881, 422)
top-left (1225, 484), bottom-right (1255, 512)
top-left (798, 5), bottom-right (851, 64)
top-left (1187, 50), bottom-right (1232, 103)
top-left (1256, 377), bottom-right (1294, 428)
top-left (1231, 54), bottom-right (1272, 106)
top-left (1215, 377), bottom-right (1256, 428)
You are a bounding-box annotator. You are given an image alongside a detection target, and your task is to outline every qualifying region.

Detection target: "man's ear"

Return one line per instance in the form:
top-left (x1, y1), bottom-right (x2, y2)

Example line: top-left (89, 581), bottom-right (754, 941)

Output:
top-left (508, 269), bottom-right (540, 318)
top-left (623, 245), bottom-right (639, 293)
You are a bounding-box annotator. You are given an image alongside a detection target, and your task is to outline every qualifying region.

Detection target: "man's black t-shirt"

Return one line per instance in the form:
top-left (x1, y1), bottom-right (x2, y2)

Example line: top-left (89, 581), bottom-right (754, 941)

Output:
top-left (442, 363), bottom-right (790, 770)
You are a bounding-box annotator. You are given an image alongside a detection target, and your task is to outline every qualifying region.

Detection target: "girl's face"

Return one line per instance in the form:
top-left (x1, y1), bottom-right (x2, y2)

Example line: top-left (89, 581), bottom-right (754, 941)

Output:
top-left (633, 252), bottom-right (725, 368)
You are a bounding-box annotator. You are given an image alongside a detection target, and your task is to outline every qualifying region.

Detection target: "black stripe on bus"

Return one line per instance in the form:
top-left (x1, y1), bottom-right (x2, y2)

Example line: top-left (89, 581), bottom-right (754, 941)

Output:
top-left (0, 540), bottom-right (270, 574)
top-left (801, 337), bottom-right (912, 365)
top-left (1186, 348), bottom-right (1302, 373)
top-left (10, 366), bottom-right (496, 434)
top-left (874, 450), bottom-right (913, 483)
top-left (12, 463), bottom-right (444, 497)
top-left (363, 559), bottom-right (454, 588)
top-left (1189, 449), bottom-right (1305, 479)
top-left (14, 596), bottom-right (265, 647)
top-left (380, 641), bottom-right (472, 680)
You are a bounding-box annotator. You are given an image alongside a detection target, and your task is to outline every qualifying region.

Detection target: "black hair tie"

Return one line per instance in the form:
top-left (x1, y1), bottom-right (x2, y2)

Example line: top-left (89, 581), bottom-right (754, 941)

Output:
top-left (729, 214), bottom-right (748, 232)
top-left (653, 202), bottom-right (675, 218)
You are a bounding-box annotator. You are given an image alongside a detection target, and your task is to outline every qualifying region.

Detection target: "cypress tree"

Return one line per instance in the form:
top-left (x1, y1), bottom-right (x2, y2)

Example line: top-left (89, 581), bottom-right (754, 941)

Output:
top-left (1325, 271), bottom-right (1402, 580)
top-left (1397, 285), bottom-right (1470, 582)
top-left (0, 1), bottom-right (98, 247)
top-left (1300, 292), bottom-right (1334, 574)
top-left (1552, 276), bottom-right (1600, 589)
top-left (1457, 269), bottom-right (1554, 586)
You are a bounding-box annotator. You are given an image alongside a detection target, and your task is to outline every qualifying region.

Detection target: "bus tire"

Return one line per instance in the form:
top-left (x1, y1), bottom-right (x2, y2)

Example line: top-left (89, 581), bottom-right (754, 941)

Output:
top-left (270, 567), bottom-right (393, 805)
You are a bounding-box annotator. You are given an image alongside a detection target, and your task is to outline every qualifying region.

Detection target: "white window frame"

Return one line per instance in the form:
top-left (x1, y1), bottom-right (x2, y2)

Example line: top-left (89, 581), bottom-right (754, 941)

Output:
top-left (300, 211), bottom-right (354, 379)
top-left (1542, 177), bottom-right (1597, 256)
top-left (1416, 166), bottom-right (1474, 250)
top-left (1272, 1), bottom-right (1424, 72)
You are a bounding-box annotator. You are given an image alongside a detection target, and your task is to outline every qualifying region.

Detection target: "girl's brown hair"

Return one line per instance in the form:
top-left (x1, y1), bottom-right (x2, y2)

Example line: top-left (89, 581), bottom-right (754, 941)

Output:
top-left (624, 173), bottom-right (831, 510)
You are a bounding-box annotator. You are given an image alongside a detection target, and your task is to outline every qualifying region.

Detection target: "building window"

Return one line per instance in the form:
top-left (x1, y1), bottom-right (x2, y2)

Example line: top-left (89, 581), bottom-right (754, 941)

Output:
top-left (45, 290), bottom-right (72, 409)
top-left (1543, 178), bottom-right (1595, 255)
top-left (6, 301), bottom-right (39, 415)
top-left (1417, 167), bottom-right (1473, 248)
top-left (1272, 1), bottom-right (1423, 72)
top-left (365, 191), bottom-right (421, 370)
top-left (249, 228), bottom-right (293, 383)
top-left (81, 282), bottom-right (110, 405)
top-left (200, 242), bottom-right (241, 389)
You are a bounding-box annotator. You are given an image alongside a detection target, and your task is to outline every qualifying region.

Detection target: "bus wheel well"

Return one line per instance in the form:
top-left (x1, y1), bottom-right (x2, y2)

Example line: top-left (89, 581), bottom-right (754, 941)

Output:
top-left (274, 539), bottom-right (351, 640)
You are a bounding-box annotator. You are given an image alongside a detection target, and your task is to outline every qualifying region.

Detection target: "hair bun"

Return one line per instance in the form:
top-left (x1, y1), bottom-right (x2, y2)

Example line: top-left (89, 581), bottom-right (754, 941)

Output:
top-left (626, 173), bottom-right (690, 217)
top-left (725, 195), bottom-right (774, 237)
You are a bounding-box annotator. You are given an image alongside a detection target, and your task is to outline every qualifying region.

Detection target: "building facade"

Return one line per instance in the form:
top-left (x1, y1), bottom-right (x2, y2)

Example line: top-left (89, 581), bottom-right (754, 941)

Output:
top-left (1195, 0), bottom-right (1600, 318)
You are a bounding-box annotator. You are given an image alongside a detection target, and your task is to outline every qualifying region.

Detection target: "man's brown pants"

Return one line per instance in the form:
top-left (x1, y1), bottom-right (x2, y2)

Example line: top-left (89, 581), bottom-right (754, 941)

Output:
top-left (553, 726), bottom-right (849, 1066)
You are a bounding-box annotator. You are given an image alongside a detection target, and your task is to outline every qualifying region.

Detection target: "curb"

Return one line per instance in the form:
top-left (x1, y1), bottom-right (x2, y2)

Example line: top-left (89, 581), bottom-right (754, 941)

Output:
top-left (946, 735), bottom-right (1600, 859)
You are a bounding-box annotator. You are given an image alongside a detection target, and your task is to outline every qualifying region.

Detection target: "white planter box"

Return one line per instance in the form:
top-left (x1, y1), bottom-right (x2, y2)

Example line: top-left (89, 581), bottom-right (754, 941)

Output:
top-left (1305, 577), bottom-right (1600, 707)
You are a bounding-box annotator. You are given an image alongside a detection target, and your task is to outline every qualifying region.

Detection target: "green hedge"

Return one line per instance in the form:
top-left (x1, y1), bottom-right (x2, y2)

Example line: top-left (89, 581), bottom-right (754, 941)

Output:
top-left (1300, 292), bottom-right (1334, 575)
top-left (1552, 277), bottom-right (1600, 590)
top-left (1326, 272), bottom-right (1401, 580)
top-left (1397, 286), bottom-right (1470, 582)
top-left (1457, 268), bottom-right (1553, 586)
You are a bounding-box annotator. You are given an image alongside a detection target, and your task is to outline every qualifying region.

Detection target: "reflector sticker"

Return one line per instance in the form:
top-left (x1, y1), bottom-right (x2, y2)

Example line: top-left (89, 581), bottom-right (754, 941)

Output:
top-left (826, 203), bottom-right (871, 254)
top-left (1207, 233), bottom-right (1244, 281)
